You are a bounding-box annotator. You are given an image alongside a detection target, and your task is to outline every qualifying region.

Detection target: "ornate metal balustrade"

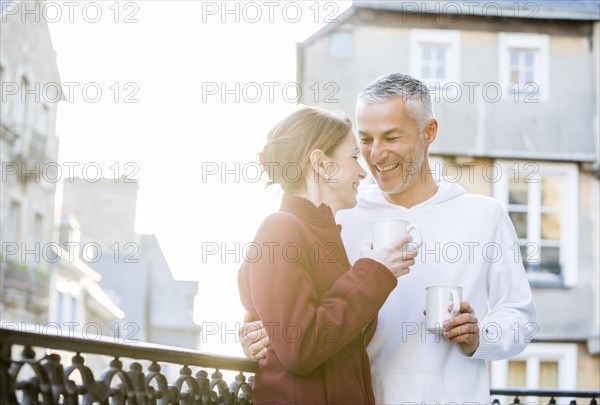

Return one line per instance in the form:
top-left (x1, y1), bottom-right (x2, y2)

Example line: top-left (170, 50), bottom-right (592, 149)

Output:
top-left (2, 325), bottom-right (599, 405)
top-left (491, 388), bottom-right (599, 404)
top-left (0, 326), bottom-right (257, 404)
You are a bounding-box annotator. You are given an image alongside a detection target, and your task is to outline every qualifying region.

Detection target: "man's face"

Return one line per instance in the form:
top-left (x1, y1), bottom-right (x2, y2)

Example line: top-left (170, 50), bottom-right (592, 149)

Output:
top-left (356, 98), bottom-right (428, 196)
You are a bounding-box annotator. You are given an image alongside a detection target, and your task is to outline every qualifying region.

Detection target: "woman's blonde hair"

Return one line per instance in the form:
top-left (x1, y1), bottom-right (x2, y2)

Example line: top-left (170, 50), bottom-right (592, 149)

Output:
top-left (258, 105), bottom-right (352, 193)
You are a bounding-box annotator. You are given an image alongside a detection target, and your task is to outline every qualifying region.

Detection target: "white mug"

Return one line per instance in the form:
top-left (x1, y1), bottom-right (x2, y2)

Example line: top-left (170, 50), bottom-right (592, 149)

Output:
top-left (425, 285), bottom-right (463, 334)
top-left (372, 218), bottom-right (422, 250)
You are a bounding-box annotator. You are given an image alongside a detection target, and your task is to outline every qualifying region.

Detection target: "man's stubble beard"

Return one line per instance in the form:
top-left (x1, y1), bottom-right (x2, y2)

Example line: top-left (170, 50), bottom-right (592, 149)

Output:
top-left (377, 137), bottom-right (426, 197)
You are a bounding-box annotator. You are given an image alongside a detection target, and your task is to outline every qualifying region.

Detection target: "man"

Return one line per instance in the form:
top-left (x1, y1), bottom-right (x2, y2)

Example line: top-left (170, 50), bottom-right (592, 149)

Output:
top-left (242, 73), bottom-right (536, 403)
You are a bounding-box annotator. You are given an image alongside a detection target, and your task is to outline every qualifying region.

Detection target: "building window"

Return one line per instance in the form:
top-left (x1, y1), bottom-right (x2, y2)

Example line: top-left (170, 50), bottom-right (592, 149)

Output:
top-left (7, 200), bottom-right (22, 243)
top-left (0, 64), bottom-right (5, 93)
top-left (329, 31), bottom-right (353, 59)
top-left (37, 104), bottom-right (50, 134)
top-left (493, 161), bottom-right (578, 287)
top-left (510, 49), bottom-right (535, 83)
top-left (421, 45), bottom-right (447, 81)
top-left (32, 213), bottom-right (43, 246)
top-left (56, 280), bottom-right (69, 325)
top-left (491, 343), bottom-right (577, 403)
top-left (56, 290), bottom-right (65, 325)
top-left (410, 29), bottom-right (460, 89)
top-left (55, 279), bottom-right (79, 325)
top-left (12, 75), bottom-right (29, 133)
top-left (499, 33), bottom-right (549, 101)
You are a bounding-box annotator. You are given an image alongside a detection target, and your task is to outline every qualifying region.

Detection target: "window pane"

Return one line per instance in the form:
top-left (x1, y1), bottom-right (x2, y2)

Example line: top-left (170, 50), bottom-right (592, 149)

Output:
top-left (508, 361), bottom-right (527, 388)
top-left (509, 212), bottom-right (528, 238)
top-left (540, 361), bottom-right (558, 388)
top-left (520, 245), bottom-right (531, 264)
top-left (33, 213), bottom-right (43, 245)
top-left (422, 65), bottom-right (430, 79)
top-left (539, 361), bottom-right (558, 405)
top-left (509, 49), bottom-right (538, 89)
top-left (509, 178), bottom-right (528, 204)
top-left (510, 49), bottom-right (519, 66)
top-left (423, 47), bottom-right (431, 60)
top-left (542, 176), bottom-right (562, 207)
top-left (510, 70), bottom-right (520, 84)
top-left (8, 201), bottom-right (21, 242)
top-left (524, 50), bottom-right (534, 66)
top-left (540, 246), bottom-right (560, 275)
top-left (541, 213), bottom-right (560, 240)
top-left (436, 47), bottom-right (446, 60)
top-left (436, 64), bottom-right (445, 80)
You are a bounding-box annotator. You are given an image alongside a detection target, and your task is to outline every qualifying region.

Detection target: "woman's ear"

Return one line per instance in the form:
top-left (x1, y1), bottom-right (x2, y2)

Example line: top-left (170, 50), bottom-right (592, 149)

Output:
top-left (308, 149), bottom-right (325, 168)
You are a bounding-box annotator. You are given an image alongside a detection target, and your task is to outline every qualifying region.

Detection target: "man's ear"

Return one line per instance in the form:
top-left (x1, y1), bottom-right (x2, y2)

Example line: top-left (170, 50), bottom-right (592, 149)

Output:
top-left (424, 118), bottom-right (438, 145)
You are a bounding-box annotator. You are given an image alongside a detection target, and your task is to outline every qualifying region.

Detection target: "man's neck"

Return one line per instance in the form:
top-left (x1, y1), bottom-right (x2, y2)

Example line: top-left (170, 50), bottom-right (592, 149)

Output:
top-left (383, 173), bottom-right (439, 208)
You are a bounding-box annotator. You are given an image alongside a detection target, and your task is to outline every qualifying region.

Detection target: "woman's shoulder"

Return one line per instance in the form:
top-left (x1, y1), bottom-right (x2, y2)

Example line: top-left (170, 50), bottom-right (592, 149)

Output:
top-left (261, 211), bottom-right (302, 227)
top-left (253, 211), bottom-right (305, 240)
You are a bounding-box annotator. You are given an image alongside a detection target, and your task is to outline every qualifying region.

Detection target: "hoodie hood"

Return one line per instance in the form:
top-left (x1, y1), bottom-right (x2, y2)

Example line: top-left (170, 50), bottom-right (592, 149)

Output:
top-left (357, 180), bottom-right (466, 210)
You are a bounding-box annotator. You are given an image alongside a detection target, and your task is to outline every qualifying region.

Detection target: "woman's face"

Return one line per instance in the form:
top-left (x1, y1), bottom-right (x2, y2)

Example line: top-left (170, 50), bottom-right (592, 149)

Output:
top-left (320, 131), bottom-right (367, 212)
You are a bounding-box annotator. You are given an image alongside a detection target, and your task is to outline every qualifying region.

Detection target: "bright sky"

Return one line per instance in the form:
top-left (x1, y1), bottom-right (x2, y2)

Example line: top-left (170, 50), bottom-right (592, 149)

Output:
top-left (47, 0), bottom-right (353, 354)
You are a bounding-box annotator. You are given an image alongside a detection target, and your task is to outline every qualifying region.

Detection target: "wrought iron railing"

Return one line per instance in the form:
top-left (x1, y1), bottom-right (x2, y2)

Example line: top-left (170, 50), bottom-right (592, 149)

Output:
top-left (491, 388), bottom-right (599, 404)
top-left (2, 326), bottom-right (599, 404)
top-left (0, 326), bottom-right (257, 404)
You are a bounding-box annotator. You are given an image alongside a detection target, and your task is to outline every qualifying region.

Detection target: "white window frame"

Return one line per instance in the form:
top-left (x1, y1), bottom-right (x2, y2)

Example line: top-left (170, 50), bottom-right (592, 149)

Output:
top-left (499, 33), bottom-right (549, 102)
top-left (491, 343), bottom-right (578, 403)
top-left (493, 161), bottom-right (579, 287)
top-left (409, 29), bottom-right (460, 90)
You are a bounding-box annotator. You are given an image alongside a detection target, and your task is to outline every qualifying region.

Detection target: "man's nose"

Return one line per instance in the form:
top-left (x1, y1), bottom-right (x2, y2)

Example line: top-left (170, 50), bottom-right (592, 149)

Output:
top-left (370, 140), bottom-right (388, 163)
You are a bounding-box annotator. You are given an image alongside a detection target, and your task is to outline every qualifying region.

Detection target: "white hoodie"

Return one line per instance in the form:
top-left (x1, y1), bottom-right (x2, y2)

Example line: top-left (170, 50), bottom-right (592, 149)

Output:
top-left (336, 181), bottom-right (536, 404)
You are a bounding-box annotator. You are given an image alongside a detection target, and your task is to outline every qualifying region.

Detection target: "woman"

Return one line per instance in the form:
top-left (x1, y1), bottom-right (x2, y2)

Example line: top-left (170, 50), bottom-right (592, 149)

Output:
top-left (237, 106), bottom-right (415, 404)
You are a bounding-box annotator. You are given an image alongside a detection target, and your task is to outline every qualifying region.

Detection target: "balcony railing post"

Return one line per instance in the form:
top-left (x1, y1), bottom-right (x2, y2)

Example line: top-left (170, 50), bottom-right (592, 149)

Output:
top-left (195, 369), bottom-right (212, 404)
top-left (63, 353), bottom-right (98, 404)
top-left (210, 369), bottom-right (231, 404)
top-left (0, 336), bottom-right (17, 404)
top-left (127, 362), bottom-right (147, 404)
top-left (174, 365), bottom-right (199, 404)
top-left (99, 358), bottom-right (135, 404)
top-left (230, 373), bottom-right (252, 405)
top-left (44, 353), bottom-right (65, 403)
top-left (145, 362), bottom-right (171, 404)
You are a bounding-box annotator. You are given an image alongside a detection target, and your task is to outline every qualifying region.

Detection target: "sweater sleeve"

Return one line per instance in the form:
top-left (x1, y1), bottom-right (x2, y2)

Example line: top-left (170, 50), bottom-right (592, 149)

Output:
top-left (471, 204), bottom-right (537, 361)
top-left (239, 214), bottom-right (397, 376)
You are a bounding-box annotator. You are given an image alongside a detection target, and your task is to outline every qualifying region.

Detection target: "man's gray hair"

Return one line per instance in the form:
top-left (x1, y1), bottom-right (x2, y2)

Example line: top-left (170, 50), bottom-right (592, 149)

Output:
top-left (357, 73), bottom-right (434, 131)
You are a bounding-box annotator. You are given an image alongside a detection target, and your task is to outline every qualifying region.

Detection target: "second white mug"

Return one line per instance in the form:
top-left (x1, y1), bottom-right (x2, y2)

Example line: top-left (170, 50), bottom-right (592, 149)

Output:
top-left (425, 285), bottom-right (463, 334)
top-left (371, 218), bottom-right (422, 250)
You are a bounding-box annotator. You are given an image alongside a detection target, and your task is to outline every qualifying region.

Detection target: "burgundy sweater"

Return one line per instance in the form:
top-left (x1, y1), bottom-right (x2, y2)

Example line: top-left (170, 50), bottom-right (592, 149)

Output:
top-left (238, 194), bottom-right (397, 405)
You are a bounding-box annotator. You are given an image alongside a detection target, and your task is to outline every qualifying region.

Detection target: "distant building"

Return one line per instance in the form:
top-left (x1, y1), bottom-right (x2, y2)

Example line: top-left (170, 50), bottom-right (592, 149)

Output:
top-left (0, 0), bottom-right (125, 333)
top-left (297, 0), bottom-right (600, 391)
top-left (0, 0), bottom-right (62, 323)
top-left (49, 213), bottom-right (125, 334)
top-left (60, 177), bottom-right (200, 349)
